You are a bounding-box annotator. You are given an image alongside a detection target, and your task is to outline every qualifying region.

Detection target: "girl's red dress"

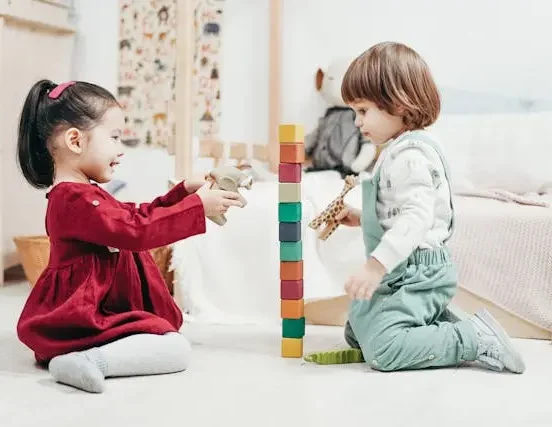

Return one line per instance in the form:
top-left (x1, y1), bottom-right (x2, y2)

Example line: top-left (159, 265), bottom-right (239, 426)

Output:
top-left (17, 181), bottom-right (206, 364)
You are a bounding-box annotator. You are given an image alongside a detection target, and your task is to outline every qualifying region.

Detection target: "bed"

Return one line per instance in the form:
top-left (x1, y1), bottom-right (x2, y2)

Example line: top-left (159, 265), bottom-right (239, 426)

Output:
top-left (170, 168), bottom-right (552, 340)
top-left (171, 170), bottom-right (347, 324)
top-left (448, 194), bottom-right (552, 336)
top-left (165, 1), bottom-right (552, 340)
top-left (168, 109), bottom-right (552, 341)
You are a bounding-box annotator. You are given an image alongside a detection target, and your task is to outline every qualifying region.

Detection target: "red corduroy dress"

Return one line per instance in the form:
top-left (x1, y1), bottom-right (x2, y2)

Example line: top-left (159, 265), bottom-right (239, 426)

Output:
top-left (17, 181), bottom-right (206, 364)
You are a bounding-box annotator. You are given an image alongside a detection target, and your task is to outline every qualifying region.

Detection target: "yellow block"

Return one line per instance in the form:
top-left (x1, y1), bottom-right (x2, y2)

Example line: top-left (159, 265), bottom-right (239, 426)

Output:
top-left (279, 124), bottom-right (304, 144)
top-left (281, 337), bottom-right (303, 358)
top-left (279, 183), bottom-right (301, 203)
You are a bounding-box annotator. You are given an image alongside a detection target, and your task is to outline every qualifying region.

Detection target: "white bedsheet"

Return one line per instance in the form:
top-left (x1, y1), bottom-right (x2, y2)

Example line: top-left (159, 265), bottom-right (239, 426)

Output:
top-left (172, 168), bottom-right (552, 330)
top-left (172, 171), bottom-right (352, 324)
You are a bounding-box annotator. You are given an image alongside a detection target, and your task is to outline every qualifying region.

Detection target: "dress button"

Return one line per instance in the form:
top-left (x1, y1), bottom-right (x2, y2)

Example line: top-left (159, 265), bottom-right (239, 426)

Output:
top-left (372, 359), bottom-right (378, 365)
top-left (428, 354), bottom-right (435, 360)
top-left (92, 200), bottom-right (99, 206)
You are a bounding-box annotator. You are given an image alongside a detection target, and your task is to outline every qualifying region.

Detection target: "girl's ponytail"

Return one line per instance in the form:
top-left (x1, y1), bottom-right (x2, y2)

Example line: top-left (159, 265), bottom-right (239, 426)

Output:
top-left (17, 78), bottom-right (119, 189)
top-left (17, 79), bottom-right (57, 189)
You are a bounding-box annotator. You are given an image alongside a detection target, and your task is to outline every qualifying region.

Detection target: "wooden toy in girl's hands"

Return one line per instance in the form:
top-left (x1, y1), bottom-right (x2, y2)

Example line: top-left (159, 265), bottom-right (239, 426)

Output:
top-left (205, 164), bottom-right (253, 225)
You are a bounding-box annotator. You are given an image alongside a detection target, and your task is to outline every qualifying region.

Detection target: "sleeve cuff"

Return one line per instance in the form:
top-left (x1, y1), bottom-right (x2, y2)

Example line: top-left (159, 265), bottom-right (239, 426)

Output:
top-left (160, 180), bottom-right (191, 205)
top-left (172, 181), bottom-right (190, 198)
top-left (181, 193), bottom-right (207, 234)
top-left (370, 238), bottom-right (406, 274)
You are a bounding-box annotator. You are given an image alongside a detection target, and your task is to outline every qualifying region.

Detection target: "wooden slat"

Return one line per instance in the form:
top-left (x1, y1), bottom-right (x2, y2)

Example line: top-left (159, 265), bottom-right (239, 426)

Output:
top-left (229, 143), bottom-right (247, 161)
top-left (198, 139), bottom-right (213, 157)
top-left (198, 139), bottom-right (270, 166)
top-left (173, 0), bottom-right (195, 177)
top-left (452, 286), bottom-right (552, 340)
top-left (253, 144), bottom-right (268, 162)
top-left (199, 139), bottom-right (224, 158)
top-left (268, 0), bottom-right (281, 173)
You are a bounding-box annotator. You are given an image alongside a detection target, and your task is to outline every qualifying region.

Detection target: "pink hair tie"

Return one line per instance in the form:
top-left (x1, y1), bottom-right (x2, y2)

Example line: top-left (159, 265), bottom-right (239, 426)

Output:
top-left (48, 81), bottom-right (76, 99)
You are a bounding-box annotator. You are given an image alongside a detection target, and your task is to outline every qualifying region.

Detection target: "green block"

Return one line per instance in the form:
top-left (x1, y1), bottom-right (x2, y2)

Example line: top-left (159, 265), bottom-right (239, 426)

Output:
top-left (282, 317), bottom-right (305, 339)
top-left (280, 241), bottom-right (302, 261)
top-left (279, 202), bottom-right (302, 222)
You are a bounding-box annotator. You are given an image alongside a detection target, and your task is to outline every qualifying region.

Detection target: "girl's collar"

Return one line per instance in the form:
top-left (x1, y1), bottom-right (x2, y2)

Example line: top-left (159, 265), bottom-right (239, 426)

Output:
top-left (45, 181), bottom-right (98, 198)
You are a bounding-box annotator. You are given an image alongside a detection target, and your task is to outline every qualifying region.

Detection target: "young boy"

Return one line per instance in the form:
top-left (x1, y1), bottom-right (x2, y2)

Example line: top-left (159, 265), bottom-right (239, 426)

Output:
top-left (305, 42), bottom-right (525, 374)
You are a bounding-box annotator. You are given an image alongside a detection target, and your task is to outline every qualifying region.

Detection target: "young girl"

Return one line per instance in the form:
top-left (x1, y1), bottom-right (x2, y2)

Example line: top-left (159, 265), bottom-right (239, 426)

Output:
top-left (16, 79), bottom-right (243, 393)
top-left (305, 42), bottom-right (526, 374)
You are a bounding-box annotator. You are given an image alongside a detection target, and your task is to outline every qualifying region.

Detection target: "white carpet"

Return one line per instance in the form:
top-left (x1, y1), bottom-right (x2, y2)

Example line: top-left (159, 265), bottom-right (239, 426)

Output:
top-left (1, 282), bottom-right (551, 427)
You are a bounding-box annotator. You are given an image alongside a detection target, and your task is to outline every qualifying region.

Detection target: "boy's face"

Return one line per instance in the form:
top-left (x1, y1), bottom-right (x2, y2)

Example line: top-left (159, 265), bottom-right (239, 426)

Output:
top-left (349, 99), bottom-right (404, 145)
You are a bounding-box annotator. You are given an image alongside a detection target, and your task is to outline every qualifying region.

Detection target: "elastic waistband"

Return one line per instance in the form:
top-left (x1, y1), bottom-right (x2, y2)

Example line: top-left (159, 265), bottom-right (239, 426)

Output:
top-left (406, 247), bottom-right (451, 267)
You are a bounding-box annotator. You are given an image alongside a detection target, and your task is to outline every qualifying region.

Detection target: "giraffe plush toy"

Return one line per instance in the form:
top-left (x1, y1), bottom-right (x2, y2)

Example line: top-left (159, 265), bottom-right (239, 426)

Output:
top-left (308, 175), bottom-right (359, 240)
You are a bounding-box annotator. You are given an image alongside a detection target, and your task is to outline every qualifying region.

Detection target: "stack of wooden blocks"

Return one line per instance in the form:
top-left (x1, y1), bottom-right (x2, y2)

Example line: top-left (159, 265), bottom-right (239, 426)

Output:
top-left (278, 124), bottom-right (306, 358)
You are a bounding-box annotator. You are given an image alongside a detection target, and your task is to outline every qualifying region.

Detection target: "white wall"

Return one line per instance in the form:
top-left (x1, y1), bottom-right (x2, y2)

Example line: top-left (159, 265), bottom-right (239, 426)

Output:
top-left (71, 0), bottom-right (552, 197)
top-left (71, 0), bottom-right (119, 94)
top-left (221, 0), bottom-right (552, 139)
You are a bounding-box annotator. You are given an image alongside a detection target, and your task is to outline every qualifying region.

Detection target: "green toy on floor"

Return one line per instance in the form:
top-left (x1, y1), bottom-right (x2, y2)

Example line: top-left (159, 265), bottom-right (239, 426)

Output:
top-left (304, 320), bottom-right (365, 365)
top-left (304, 348), bottom-right (364, 365)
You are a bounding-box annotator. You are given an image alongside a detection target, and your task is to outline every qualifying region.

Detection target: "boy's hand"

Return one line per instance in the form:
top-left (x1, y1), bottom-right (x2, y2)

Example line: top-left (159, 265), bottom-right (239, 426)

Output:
top-left (345, 257), bottom-right (387, 300)
top-left (335, 205), bottom-right (362, 227)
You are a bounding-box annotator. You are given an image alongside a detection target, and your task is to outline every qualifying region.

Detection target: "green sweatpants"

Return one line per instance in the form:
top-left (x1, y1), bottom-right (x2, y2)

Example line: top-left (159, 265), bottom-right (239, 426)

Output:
top-left (347, 248), bottom-right (479, 371)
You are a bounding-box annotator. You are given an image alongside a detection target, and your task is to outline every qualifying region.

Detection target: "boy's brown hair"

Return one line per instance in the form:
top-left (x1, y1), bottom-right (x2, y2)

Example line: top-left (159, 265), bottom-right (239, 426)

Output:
top-left (341, 42), bottom-right (440, 129)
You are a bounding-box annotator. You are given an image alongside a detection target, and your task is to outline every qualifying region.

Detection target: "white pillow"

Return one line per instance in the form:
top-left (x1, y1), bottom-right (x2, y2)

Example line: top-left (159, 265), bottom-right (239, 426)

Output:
top-left (431, 111), bottom-right (552, 194)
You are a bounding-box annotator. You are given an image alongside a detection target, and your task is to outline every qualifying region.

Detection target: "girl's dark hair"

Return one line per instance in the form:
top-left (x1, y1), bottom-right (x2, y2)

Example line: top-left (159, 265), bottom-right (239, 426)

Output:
top-left (17, 79), bottom-right (120, 189)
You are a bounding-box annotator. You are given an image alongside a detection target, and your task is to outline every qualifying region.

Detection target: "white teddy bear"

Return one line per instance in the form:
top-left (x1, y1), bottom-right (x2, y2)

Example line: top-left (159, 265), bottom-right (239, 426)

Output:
top-left (305, 57), bottom-right (378, 176)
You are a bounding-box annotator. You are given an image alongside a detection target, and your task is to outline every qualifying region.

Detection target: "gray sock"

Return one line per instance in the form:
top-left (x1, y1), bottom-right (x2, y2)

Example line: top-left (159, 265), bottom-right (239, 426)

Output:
top-left (85, 332), bottom-right (191, 378)
top-left (48, 351), bottom-right (106, 393)
top-left (48, 332), bottom-right (191, 393)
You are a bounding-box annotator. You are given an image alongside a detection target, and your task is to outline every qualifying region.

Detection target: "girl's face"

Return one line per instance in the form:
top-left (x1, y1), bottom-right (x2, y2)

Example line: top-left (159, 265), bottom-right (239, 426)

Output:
top-left (79, 106), bottom-right (125, 184)
top-left (349, 99), bottom-right (405, 145)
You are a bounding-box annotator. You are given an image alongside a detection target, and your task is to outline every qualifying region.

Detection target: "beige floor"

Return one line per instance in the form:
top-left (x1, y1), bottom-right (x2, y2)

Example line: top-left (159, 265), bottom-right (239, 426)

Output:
top-left (1, 281), bottom-right (551, 427)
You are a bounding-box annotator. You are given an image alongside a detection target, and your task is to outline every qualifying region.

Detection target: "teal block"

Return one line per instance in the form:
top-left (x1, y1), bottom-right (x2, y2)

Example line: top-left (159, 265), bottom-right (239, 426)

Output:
top-left (282, 317), bottom-right (305, 339)
top-left (280, 241), bottom-right (302, 261)
top-left (279, 202), bottom-right (302, 222)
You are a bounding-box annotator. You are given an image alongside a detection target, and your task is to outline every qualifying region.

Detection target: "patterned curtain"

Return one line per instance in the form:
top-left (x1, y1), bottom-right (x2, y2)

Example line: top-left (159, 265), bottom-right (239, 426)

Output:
top-left (118, 0), bottom-right (224, 148)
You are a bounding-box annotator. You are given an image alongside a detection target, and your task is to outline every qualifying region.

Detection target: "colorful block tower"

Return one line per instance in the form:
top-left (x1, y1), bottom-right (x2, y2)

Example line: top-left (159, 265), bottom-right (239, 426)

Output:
top-left (278, 124), bottom-right (306, 358)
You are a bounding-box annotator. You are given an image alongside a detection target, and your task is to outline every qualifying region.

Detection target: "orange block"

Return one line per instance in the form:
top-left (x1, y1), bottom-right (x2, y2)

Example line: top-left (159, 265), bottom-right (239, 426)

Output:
top-left (280, 261), bottom-right (303, 281)
top-left (280, 143), bottom-right (305, 164)
top-left (281, 299), bottom-right (304, 319)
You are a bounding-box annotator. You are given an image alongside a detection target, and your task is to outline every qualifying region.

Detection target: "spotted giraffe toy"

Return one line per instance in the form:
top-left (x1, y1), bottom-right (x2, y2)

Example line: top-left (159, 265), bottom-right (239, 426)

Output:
top-left (308, 175), bottom-right (359, 240)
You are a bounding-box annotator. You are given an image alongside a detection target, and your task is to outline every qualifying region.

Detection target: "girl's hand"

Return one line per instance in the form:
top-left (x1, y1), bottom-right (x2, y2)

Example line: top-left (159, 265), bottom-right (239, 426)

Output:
top-left (184, 180), bottom-right (206, 193)
top-left (196, 182), bottom-right (243, 217)
top-left (345, 257), bottom-right (386, 300)
top-left (335, 205), bottom-right (362, 227)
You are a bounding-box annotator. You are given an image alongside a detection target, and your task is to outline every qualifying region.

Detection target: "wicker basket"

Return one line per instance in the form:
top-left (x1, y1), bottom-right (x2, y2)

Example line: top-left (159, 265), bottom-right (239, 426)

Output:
top-left (12, 235), bottom-right (174, 293)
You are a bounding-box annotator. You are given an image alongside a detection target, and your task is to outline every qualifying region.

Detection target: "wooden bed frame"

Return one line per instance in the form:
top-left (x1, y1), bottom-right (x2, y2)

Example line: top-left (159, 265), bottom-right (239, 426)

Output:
top-left (168, 1), bottom-right (551, 341)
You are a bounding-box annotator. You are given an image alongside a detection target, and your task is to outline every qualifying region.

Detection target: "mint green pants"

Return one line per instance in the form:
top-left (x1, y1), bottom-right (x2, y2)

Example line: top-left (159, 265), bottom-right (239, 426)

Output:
top-left (347, 248), bottom-right (479, 371)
